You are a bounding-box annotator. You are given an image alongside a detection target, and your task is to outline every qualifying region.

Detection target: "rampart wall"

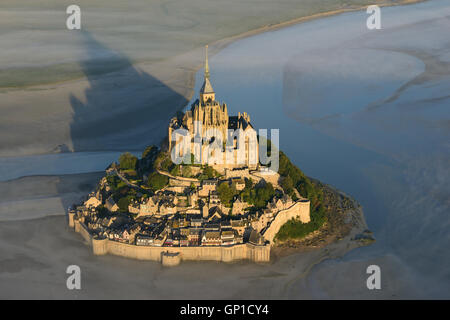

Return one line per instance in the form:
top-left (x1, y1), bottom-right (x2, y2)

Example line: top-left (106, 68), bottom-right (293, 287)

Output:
top-left (262, 200), bottom-right (310, 244)
top-left (72, 220), bottom-right (270, 265)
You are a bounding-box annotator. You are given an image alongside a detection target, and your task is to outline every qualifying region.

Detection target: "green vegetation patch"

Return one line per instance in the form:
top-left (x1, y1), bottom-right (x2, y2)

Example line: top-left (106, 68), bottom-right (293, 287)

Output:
top-left (271, 145), bottom-right (327, 240)
top-left (275, 205), bottom-right (326, 241)
top-left (217, 181), bottom-right (237, 207)
top-left (241, 179), bottom-right (275, 210)
top-left (147, 172), bottom-right (169, 192)
top-left (119, 152), bottom-right (138, 171)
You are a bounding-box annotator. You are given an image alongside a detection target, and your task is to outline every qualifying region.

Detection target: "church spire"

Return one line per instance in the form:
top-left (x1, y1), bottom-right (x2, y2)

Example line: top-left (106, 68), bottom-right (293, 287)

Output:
top-left (200, 44), bottom-right (215, 104)
top-left (204, 45), bottom-right (210, 79)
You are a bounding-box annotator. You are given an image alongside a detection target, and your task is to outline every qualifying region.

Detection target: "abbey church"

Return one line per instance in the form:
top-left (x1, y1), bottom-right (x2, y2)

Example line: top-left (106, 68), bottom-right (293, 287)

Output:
top-left (168, 46), bottom-right (259, 171)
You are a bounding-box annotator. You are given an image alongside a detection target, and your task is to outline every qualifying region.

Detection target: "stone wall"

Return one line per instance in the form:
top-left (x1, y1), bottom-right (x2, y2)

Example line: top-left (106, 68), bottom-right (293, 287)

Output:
top-left (262, 200), bottom-right (310, 244)
top-left (161, 252), bottom-right (181, 266)
top-left (251, 170), bottom-right (280, 187)
top-left (72, 220), bottom-right (270, 264)
top-left (92, 238), bottom-right (270, 263)
top-left (74, 220), bottom-right (92, 245)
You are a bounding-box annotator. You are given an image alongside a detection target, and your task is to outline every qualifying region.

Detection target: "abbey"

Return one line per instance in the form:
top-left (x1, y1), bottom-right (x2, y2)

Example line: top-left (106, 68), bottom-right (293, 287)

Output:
top-left (168, 46), bottom-right (259, 171)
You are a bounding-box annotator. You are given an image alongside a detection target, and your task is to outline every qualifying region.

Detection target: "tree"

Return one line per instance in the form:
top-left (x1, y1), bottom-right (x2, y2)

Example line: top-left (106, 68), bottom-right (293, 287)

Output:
top-left (147, 172), bottom-right (169, 192)
top-left (182, 165), bottom-right (192, 178)
top-left (280, 175), bottom-right (294, 195)
top-left (142, 145), bottom-right (157, 159)
top-left (204, 166), bottom-right (218, 179)
top-left (170, 164), bottom-right (181, 176)
top-left (217, 182), bottom-right (236, 207)
top-left (117, 197), bottom-right (131, 212)
top-left (242, 181), bottom-right (275, 209)
top-left (119, 152), bottom-right (138, 170)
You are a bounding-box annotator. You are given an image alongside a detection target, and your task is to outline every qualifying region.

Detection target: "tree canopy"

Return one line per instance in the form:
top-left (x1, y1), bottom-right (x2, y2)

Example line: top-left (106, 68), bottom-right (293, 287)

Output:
top-left (217, 181), bottom-right (237, 207)
top-left (147, 172), bottom-right (169, 191)
top-left (119, 152), bottom-right (138, 170)
top-left (241, 180), bottom-right (275, 209)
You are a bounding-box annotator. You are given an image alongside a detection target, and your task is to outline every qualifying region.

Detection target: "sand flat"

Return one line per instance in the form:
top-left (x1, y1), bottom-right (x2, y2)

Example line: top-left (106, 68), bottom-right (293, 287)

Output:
top-left (0, 0), bottom-right (420, 157)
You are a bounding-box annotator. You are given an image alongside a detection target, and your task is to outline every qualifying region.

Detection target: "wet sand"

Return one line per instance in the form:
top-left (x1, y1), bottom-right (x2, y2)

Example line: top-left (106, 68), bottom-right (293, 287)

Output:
top-left (0, 209), bottom-right (371, 299)
top-left (0, 0), bottom-right (424, 157)
top-left (0, 172), bottom-right (103, 221)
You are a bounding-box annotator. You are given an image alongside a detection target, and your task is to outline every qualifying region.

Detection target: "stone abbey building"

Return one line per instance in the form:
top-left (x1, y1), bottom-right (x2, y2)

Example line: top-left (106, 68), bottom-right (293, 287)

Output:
top-left (168, 46), bottom-right (259, 171)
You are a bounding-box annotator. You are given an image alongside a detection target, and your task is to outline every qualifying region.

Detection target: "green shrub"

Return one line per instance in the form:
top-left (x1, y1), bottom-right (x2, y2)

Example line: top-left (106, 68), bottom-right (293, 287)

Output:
top-left (119, 152), bottom-right (138, 170)
top-left (117, 197), bottom-right (131, 212)
top-left (142, 145), bottom-right (158, 159)
top-left (241, 181), bottom-right (275, 209)
top-left (147, 172), bottom-right (169, 191)
top-left (217, 181), bottom-right (237, 207)
top-left (275, 205), bottom-right (326, 241)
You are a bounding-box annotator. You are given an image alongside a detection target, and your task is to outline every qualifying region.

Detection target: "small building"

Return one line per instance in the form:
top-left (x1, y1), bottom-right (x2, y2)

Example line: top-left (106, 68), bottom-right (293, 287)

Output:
top-left (248, 229), bottom-right (265, 245)
top-left (231, 219), bottom-right (247, 236)
top-left (204, 223), bottom-right (220, 231)
top-left (199, 179), bottom-right (217, 197)
top-left (180, 235), bottom-right (189, 247)
top-left (105, 196), bottom-right (119, 212)
top-left (209, 191), bottom-right (221, 206)
top-left (84, 195), bottom-right (101, 209)
top-left (231, 178), bottom-right (246, 191)
top-left (207, 206), bottom-right (223, 222)
top-left (221, 230), bottom-right (235, 246)
top-left (188, 228), bottom-right (202, 245)
top-left (139, 197), bottom-right (158, 216)
top-left (190, 217), bottom-right (203, 227)
top-left (136, 235), bottom-right (154, 246)
top-left (202, 231), bottom-right (221, 246)
top-left (231, 198), bottom-right (249, 215)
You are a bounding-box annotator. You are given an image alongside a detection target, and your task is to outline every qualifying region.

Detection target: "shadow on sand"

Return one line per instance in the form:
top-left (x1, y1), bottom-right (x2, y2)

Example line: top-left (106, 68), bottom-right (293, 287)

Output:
top-left (68, 30), bottom-right (188, 152)
top-left (60, 30), bottom-right (189, 212)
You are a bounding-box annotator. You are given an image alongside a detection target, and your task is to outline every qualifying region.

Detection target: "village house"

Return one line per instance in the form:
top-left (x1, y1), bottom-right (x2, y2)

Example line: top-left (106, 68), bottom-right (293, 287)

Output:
top-left (231, 219), bottom-right (247, 236)
top-left (136, 234), bottom-right (154, 246)
top-left (231, 197), bottom-right (249, 215)
top-left (268, 194), bottom-right (294, 212)
top-left (201, 231), bottom-right (221, 246)
top-left (188, 228), bottom-right (202, 245)
top-left (105, 196), bottom-right (119, 212)
top-left (139, 196), bottom-right (159, 216)
top-left (84, 192), bottom-right (102, 209)
top-left (198, 179), bottom-right (217, 197)
top-left (230, 177), bottom-right (246, 191)
top-left (220, 230), bottom-right (235, 246)
top-left (180, 235), bottom-right (189, 247)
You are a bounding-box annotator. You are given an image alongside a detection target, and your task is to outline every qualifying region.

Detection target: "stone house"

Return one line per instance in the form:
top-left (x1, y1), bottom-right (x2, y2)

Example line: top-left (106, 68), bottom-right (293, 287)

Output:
top-left (231, 219), bottom-right (247, 236)
top-left (220, 230), bottom-right (235, 246)
top-left (231, 198), bottom-right (249, 215)
top-left (201, 231), bottom-right (221, 246)
top-left (199, 179), bottom-right (217, 197)
top-left (84, 194), bottom-right (101, 209)
top-left (105, 196), bottom-right (119, 212)
top-left (139, 197), bottom-right (158, 215)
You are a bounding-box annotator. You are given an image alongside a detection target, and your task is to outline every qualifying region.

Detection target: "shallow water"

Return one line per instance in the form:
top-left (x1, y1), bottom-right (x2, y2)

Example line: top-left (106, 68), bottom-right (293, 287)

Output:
top-left (0, 151), bottom-right (139, 182)
top-left (189, 0), bottom-right (450, 297)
